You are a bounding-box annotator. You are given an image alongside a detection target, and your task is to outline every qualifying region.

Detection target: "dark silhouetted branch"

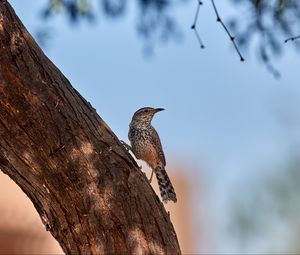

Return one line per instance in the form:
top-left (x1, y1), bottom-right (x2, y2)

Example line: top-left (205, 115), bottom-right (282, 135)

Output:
top-left (191, 0), bottom-right (205, 49)
top-left (211, 0), bottom-right (245, 61)
top-left (284, 34), bottom-right (300, 43)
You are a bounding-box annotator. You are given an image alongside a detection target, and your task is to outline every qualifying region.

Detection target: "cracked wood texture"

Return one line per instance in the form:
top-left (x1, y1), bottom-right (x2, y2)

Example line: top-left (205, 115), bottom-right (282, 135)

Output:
top-left (0, 1), bottom-right (181, 254)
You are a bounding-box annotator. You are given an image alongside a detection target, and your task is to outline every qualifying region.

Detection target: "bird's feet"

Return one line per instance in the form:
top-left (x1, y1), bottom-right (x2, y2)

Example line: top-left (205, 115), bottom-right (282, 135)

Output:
top-left (120, 140), bottom-right (132, 152)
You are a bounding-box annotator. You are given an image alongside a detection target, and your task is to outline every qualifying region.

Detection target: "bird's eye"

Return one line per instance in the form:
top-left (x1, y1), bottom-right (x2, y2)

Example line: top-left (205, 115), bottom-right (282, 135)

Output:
top-left (144, 110), bottom-right (149, 113)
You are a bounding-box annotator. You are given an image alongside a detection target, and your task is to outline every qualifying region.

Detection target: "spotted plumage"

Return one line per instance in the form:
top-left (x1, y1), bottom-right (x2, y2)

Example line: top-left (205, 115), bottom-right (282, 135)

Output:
top-left (128, 107), bottom-right (177, 203)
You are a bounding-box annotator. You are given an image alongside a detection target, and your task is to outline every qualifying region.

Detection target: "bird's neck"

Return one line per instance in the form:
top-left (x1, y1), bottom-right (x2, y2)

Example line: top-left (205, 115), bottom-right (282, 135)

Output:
top-left (130, 120), bottom-right (151, 130)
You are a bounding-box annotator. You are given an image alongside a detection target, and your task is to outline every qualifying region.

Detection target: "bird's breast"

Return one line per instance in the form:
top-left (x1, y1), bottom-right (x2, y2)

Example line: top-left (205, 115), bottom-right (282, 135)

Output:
top-left (128, 127), bottom-right (161, 169)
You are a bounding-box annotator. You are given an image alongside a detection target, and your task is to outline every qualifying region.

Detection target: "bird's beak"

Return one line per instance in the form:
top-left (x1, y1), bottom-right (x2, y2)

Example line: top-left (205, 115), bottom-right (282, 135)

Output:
top-left (154, 108), bottom-right (164, 113)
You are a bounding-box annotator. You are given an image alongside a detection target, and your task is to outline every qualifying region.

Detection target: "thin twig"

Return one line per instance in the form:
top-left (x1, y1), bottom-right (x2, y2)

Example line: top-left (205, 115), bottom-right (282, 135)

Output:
top-left (191, 0), bottom-right (201, 29)
top-left (191, 0), bottom-right (205, 49)
top-left (284, 34), bottom-right (300, 43)
top-left (194, 29), bottom-right (205, 48)
top-left (211, 0), bottom-right (245, 61)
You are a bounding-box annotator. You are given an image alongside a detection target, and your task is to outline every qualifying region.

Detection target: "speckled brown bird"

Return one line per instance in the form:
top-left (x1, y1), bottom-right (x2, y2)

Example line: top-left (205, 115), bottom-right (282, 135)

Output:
top-left (128, 107), bottom-right (177, 203)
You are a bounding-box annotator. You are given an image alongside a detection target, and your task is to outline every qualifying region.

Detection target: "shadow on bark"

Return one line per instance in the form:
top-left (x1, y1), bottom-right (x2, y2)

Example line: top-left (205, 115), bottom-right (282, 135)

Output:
top-left (0, 1), bottom-right (181, 254)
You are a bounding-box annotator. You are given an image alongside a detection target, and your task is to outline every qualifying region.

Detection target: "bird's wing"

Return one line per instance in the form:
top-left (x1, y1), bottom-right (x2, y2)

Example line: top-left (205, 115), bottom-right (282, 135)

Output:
top-left (151, 128), bottom-right (166, 166)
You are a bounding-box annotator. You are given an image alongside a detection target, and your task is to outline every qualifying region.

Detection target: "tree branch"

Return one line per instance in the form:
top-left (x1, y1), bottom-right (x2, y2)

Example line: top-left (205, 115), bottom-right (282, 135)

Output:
top-left (191, 0), bottom-right (205, 49)
top-left (284, 34), bottom-right (300, 43)
top-left (0, 1), bottom-right (181, 254)
top-left (211, 0), bottom-right (245, 61)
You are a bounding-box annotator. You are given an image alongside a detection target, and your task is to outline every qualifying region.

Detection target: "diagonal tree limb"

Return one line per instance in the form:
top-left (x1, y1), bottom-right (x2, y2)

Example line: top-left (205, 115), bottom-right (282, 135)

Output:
top-left (0, 1), bottom-right (181, 254)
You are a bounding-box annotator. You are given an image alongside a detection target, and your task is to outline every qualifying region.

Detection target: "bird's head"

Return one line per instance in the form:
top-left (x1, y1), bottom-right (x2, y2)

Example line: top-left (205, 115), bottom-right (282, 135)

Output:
top-left (131, 107), bottom-right (164, 125)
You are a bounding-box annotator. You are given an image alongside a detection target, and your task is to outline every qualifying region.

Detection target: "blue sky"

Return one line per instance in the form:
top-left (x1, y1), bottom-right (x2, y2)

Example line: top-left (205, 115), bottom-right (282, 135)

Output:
top-left (9, 0), bottom-right (300, 252)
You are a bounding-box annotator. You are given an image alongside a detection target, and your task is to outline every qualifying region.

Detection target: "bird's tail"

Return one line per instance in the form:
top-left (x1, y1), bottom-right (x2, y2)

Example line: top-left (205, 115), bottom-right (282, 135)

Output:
top-left (155, 168), bottom-right (177, 203)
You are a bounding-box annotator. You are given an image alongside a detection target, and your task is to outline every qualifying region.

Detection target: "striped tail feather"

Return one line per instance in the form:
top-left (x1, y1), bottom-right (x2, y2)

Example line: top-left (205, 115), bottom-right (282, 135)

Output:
top-left (155, 168), bottom-right (177, 203)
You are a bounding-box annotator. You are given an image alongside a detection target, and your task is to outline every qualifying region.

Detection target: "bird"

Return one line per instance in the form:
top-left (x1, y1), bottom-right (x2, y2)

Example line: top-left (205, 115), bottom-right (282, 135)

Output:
top-left (126, 107), bottom-right (177, 203)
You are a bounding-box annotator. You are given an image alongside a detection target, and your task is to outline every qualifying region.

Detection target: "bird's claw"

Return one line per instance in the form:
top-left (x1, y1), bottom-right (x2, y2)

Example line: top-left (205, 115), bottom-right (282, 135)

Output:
top-left (120, 140), bottom-right (132, 152)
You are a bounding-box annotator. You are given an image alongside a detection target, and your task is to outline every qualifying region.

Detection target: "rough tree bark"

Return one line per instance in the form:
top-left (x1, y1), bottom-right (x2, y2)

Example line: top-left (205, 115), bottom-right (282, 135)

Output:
top-left (0, 1), bottom-right (181, 254)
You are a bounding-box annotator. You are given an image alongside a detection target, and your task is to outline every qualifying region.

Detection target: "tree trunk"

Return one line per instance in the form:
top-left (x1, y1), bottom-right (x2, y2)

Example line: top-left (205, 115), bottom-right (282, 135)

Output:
top-left (0, 1), bottom-right (181, 254)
